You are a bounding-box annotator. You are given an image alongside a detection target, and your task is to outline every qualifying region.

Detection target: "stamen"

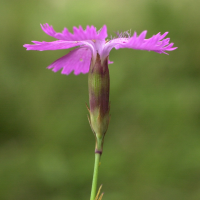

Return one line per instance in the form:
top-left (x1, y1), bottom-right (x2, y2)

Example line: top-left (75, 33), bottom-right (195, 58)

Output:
top-left (111, 29), bottom-right (132, 40)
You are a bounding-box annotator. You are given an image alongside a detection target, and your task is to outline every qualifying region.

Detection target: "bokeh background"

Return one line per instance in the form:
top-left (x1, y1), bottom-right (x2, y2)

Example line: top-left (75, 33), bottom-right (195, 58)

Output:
top-left (0, 0), bottom-right (200, 200)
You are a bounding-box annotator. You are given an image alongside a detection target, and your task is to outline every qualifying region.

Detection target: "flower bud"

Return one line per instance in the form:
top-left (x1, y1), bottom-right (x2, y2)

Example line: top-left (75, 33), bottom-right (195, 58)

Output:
top-left (88, 53), bottom-right (110, 153)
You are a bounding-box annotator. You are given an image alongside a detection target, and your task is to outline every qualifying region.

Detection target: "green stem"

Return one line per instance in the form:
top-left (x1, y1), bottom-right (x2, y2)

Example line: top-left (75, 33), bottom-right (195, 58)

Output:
top-left (90, 153), bottom-right (101, 200)
top-left (90, 138), bottom-right (102, 200)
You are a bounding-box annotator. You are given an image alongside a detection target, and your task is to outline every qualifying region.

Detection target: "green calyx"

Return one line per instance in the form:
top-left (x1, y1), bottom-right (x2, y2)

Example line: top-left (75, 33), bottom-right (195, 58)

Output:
top-left (88, 54), bottom-right (110, 153)
top-left (90, 107), bottom-right (110, 138)
top-left (89, 73), bottom-right (109, 98)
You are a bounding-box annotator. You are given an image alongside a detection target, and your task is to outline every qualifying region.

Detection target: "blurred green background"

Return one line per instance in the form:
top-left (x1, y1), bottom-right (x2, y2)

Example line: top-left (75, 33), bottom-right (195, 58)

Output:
top-left (0, 0), bottom-right (200, 200)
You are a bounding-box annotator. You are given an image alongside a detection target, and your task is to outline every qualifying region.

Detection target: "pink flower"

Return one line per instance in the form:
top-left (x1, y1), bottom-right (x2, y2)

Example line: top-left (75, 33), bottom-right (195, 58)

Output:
top-left (23, 24), bottom-right (177, 75)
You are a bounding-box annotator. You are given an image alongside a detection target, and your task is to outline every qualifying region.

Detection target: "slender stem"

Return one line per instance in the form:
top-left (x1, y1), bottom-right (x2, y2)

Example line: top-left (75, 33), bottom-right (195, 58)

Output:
top-left (90, 138), bottom-right (102, 200)
top-left (90, 152), bottom-right (101, 200)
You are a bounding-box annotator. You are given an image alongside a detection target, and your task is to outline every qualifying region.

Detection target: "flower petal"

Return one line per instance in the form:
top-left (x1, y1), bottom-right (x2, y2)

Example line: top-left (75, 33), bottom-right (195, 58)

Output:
top-left (117, 31), bottom-right (178, 53)
top-left (101, 31), bottom-right (177, 58)
top-left (47, 47), bottom-right (92, 75)
top-left (108, 60), bottom-right (113, 64)
top-left (40, 23), bottom-right (108, 41)
top-left (23, 40), bottom-right (83, 51)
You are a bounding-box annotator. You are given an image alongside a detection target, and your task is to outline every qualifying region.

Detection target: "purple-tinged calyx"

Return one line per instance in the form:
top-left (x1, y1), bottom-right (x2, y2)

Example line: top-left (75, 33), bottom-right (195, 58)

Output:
top-left (88, 54), bottom-right (110, 154)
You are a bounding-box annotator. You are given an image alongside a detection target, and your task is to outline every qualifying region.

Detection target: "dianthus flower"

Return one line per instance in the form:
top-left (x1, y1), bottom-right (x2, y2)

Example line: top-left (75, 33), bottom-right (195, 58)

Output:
top-left (23, 24), bottom-right (177, 200)
top-left (24, 23), bottom-right (177, 152)
top-left (23, 23), bottom-right (177, 75)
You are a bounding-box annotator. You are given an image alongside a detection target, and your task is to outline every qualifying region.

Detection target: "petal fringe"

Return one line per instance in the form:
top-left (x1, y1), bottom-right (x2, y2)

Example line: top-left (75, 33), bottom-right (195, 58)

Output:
top-left (40, 23), bottom-right (108, 41)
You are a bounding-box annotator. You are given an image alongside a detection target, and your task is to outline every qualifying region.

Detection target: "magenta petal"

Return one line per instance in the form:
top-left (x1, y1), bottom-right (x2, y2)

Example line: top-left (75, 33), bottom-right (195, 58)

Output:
top-left (137, 31), bottom-right (147, 44)
top-left (115, 31), bottom-right (177, 54)
top-left (47, 47), bottom-right (92, 75)
top-left (40, 23), bottom-right (107, 41)
top-left (158, 32), bottom-right (168, 40)
top-left (23, 40), bottom-right (82, 51)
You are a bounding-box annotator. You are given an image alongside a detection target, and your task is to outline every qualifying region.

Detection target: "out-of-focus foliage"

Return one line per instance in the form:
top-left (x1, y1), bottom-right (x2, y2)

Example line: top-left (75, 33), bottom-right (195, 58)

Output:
top-left (0, 0), bottom-right (200, 200)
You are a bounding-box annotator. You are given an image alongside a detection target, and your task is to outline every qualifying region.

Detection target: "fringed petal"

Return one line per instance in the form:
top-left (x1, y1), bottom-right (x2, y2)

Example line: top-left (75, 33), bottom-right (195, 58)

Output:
top-left (23, 40), bottom-right (83, 51)
top-left (117, 31), bottom-right (178, 53)
top-left (47, 47), bottom-right (92, 75)
top-left (40, 23), bottom-right (108, 41)
top-left (102, 31), bottom-right (177, 58)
